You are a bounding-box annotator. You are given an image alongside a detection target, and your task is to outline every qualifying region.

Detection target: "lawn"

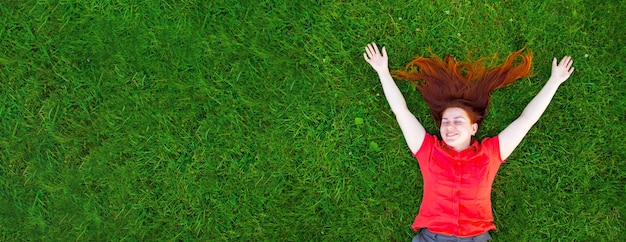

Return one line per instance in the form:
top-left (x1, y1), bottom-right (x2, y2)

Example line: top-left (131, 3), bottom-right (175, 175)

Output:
top-left (1, 0), bottom-right (624, 241)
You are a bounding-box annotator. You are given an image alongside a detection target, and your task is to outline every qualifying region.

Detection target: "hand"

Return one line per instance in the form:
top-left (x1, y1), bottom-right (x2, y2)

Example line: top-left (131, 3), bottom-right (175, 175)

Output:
top-left (363, 42), bottom-right (389, 73)
top-left (550, 56), bottom-right (575, 84)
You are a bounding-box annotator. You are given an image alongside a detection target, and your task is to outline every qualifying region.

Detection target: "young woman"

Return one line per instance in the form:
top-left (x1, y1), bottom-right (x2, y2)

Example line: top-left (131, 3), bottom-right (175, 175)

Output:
top-left (363, 42), bottom-right (574, 241)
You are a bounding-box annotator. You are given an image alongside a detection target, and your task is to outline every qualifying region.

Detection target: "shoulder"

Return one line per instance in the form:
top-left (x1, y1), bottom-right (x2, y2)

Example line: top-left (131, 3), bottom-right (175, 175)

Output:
top-left (478, 136), bottom-right (504, 162)
top-left (413, 134), bottom-right (438, 157)
top-left (479, 136), bottom-right (499, 147)
top-left (412, 134), bottom-right (440, 168)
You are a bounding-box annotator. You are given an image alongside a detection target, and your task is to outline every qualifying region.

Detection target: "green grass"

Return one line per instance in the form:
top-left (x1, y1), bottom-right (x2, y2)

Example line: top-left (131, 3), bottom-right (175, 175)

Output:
top-left (1, 0), bottom-right (624, 241)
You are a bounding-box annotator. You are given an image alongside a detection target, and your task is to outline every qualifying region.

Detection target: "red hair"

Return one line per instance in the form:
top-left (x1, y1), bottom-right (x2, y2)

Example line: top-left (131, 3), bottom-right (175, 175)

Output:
top-left (392, 47), bottom-right (533, 127)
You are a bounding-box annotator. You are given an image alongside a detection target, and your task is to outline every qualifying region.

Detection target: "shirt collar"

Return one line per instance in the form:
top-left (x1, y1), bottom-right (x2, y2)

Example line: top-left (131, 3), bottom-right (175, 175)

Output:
top-left (442, 139), bottom-right (479, 155)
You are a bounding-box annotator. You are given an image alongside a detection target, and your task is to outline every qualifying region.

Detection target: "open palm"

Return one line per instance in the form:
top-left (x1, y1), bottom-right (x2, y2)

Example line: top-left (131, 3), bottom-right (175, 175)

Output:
top-left (551, 56), bottom-right (575, 84)
top-left (363, 42), bottom-right (389, 73)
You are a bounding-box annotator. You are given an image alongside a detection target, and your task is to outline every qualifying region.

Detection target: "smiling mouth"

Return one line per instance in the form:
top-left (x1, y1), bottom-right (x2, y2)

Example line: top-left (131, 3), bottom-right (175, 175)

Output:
top-left (446, 133), bottom-right (458, 138)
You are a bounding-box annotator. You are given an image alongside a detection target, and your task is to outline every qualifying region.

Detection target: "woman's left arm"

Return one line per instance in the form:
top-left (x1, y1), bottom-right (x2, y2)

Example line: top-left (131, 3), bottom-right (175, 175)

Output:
top-left (498, 56), bottom-right (575, 160)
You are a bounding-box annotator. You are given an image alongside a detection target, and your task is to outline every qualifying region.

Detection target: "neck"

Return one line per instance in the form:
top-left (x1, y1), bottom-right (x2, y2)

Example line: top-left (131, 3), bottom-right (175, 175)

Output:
top-left (449, 141), bottom-right (472, 152)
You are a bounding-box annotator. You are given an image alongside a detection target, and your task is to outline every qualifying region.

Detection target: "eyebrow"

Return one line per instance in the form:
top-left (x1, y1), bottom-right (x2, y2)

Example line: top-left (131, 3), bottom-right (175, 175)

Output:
top-left (442, 116), bottom-right (467, 120)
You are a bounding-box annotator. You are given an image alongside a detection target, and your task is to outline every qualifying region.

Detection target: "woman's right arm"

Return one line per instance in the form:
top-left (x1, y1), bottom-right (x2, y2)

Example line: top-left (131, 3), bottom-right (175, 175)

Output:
top-left (364, 42), bottom-right (426, 154)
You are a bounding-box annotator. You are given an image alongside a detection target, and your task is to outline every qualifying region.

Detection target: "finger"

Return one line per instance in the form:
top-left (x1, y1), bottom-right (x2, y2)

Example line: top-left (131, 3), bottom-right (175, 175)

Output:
top-left (558, 56), bottom-right (567, 66)
top-left (364, 52), bottom-right (369, 62)
top-left (369, 43), bottom-right (378, 56)
top-left (568, 67), bottom-right (575, 74)
top-left (372, 42), bottom-right (379, 55)
top-left (368, 43), bottom-right (381, 58)
top-left (552, 58), bottom-right (557, 68)
top-left (365, 45), bottom-right (374, 58)
top-left (382, 46), bottom-right (387, 58)
top-left (567, 57), bottom-right (574, 69)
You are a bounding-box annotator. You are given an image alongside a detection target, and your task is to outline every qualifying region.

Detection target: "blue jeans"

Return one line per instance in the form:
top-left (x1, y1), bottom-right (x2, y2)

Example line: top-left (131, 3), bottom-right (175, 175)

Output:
top-left (412, 229), bottom-right (492, 242)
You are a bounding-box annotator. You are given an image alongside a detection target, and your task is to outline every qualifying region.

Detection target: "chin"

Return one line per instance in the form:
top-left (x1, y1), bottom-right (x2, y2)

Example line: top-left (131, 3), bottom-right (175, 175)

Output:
top-left (442, 139), bottom-right (457, 147)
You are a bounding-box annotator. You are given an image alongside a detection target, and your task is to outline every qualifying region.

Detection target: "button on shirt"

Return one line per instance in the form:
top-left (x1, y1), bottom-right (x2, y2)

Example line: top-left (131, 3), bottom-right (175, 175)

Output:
top-left (412, 134), bottom-right (504, 237)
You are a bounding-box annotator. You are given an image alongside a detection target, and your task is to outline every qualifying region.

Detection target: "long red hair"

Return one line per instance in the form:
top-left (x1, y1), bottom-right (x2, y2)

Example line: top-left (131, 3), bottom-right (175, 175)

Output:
top-left (392, 48), bottom-right (533, 127)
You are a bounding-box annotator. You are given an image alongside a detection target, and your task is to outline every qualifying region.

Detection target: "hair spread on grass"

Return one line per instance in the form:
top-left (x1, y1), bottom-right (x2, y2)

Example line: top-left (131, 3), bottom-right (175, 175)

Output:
top-left (392, 47), bottom-right (533, 127)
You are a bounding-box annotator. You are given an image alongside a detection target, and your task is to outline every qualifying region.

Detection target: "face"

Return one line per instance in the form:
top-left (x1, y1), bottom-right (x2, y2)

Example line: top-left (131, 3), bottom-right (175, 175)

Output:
top-left (440, 107), bottom-right (478, 151)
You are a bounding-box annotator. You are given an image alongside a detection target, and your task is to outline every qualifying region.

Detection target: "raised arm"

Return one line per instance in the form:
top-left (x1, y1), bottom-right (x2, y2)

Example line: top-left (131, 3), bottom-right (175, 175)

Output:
top-left (498, 56), bottom-right (575, 160)
top-left (364, 42), bottom-right (426, 154)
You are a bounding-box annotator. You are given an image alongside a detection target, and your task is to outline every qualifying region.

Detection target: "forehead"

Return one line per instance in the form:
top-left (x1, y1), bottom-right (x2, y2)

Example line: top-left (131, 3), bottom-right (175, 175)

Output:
top-left (442, 107), bottom-right (470, 119)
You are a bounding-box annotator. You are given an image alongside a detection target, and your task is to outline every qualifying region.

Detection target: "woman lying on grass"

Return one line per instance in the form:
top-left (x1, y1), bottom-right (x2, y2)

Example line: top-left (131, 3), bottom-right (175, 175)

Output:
top-left (363, 42), bottom-right (574, 241)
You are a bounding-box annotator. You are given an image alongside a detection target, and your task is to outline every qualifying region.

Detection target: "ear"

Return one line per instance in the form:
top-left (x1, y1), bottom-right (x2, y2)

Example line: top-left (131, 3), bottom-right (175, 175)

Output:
top-left (471, 123), bottom-right (478, 136)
